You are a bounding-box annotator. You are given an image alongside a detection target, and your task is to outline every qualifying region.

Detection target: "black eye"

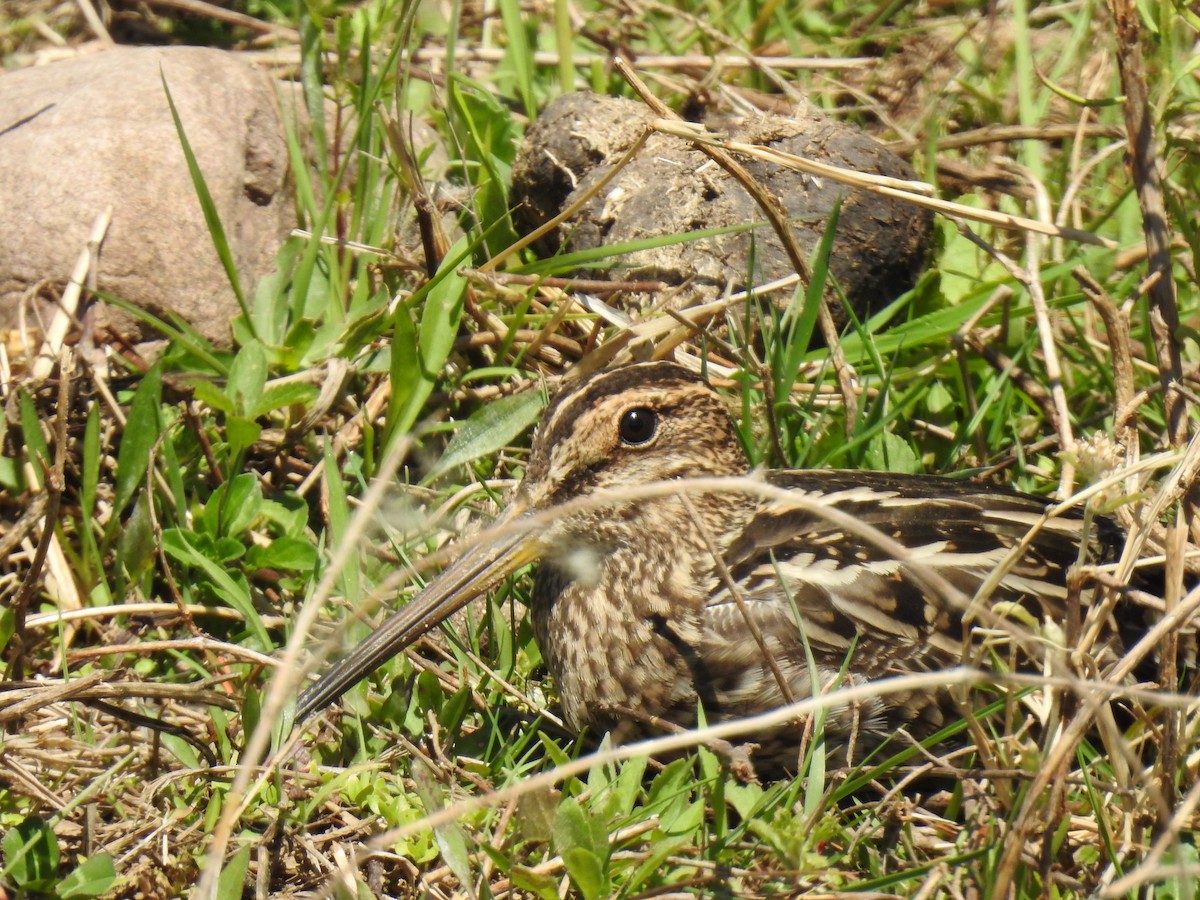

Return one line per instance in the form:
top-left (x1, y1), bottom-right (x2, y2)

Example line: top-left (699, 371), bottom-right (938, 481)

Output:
top-left (619, 407), bottom-right (658, 445)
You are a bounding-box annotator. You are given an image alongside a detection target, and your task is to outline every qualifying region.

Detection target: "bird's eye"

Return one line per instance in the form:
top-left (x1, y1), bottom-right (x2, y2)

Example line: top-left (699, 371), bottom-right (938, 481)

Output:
top-left (618, 407), bottom-right (658, 445)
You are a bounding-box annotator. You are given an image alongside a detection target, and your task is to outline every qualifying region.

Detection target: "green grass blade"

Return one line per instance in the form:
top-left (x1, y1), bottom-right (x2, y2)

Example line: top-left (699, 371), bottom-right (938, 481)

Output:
top-left (497, 0), bottom-right (535, 118)
top-left (159, 72), bottom-right (253, 335)
top-left (17, 390), bottom-right (50, 489)
top-left (160, 529), bottom-right (272, 650)
top-left (95, 289), bottom-right (227, 375)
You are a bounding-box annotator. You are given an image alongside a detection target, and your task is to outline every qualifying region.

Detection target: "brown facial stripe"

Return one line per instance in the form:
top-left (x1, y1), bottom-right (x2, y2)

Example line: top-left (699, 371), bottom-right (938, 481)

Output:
top-left (537, 363), bottom-right (710, 458)
top-left (544, 398), bottom-right (709, 504)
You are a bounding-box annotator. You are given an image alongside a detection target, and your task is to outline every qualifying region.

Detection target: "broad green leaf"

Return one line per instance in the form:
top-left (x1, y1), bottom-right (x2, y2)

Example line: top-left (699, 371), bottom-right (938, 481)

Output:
top-left (191, 379), bottom-right (235, 414)
top-left (214, 845), bottom-right (252, 900)
top-left (0, 455), bottom-right (23, 493)
top-left (437, 684), bottom-right (473, 732)
top-left (802, 731), bottom-right (827, 822)
top-left (161, 529), bottom-right (270, 648)
top-left (58, 853), bottom-right (116, 899)
top-left (225, 416), bottom-right (263, 470)
top-left (112, 363), bottom-right (163, 522)
top-left (864, 431), bottom-right (921, 475)
top-left (554, 798), bottom-right (608, 862)
top-left (562, 847), bottom-right (605, 900)
top-left (585, 741), bottom-right (613, 803)
top-left (724, 781), bottom-right (766, 820)
top-left (116, 495), bottom-right (156, 584)
top-left (417, 240), bottom-right (469, 380)
top-left (644, 758), bottom-right (693, 813)
top-left (936, 214), bottom-right (1005, 305)
top-left (160, 732), bottom-right (200, 769)
top-left (257, 495), bottom-right (308, 537)
top-left (513, 788), bottom-right (557, 844)
top-left (203, 472), bottom-right (263, 539)
top-left (509, 864), bottom-right (559, 900)
top-left (248, 240), bottom-right (296, 347)
top-left (0, 605), bottom-right (14, 656)
top-left (385, 240), bottom-right (474, 451)
top-left (624, 834), bottom-right (689, 895)
top-left (246, 382), bottom-right (320, 420)
top-left (386, 297), bottom-right (422, 438)
top-left (227, 340), bottom-right (269, 417)
top-left (658, 793), bottom-right (704, 836)
top-left (187, 532), bottom-right (248, 564)
top-left (427, 389), bottom-right (544, 480)
top-left (332, 294), bottom-right (391, 364)
top-left (613, 755), bottom-right (647, 818)
top-left (213, 536), bottom-right (248, 564)
top-left (279, 318), bottom-right (318, 367)
top-left (924, 381), bottom-right (954, 415)
top-left (2, 814), bottom-right (59, 890)
top-left (552, 796), bottom-right (593, 857)
top-left (245, 536), bottom-right (318, 572)
top-left (553, 798), bottom-right (608, 899)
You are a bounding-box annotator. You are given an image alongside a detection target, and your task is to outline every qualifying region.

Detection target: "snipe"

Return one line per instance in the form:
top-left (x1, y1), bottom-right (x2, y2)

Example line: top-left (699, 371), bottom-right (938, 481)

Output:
top-left (297, 361), bottom-right (1141, 771)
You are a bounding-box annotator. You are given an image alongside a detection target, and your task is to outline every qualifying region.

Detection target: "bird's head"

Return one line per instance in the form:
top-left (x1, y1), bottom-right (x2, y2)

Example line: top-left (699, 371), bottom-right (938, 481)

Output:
top-left (515, 360), bottom-right (751, 514)
top-left (295, 361), bottom-right (748, 721)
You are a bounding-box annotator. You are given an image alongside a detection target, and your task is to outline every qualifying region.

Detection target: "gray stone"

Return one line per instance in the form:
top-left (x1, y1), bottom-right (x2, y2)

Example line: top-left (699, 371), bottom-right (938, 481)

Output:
top-left (0, 46), bottom-right (295, 348)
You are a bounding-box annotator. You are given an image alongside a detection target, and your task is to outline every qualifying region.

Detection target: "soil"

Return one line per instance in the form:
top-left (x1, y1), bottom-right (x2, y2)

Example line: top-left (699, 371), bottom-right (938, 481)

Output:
top-left (510, 91), bottom-right (934, 327)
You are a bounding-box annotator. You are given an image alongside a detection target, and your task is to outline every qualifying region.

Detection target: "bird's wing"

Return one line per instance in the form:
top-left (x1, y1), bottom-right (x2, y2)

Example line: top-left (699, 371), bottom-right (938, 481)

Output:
top-left (702, 471), bottom-right (1121, 681)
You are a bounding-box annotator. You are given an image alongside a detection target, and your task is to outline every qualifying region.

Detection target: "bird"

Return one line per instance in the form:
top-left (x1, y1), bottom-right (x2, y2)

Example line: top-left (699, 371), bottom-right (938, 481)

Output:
top-left (296, 360), bottom-right (1144, 772)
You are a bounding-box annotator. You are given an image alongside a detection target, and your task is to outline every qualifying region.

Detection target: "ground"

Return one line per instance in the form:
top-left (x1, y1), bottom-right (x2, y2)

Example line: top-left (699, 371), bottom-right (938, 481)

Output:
top-left (2, 0), bottom-right (1200, 897)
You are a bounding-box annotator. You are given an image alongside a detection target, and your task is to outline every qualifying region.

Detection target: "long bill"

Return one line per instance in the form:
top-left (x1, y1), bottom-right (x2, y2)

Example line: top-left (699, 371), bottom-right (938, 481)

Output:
top-left (295, 505), bottom-right (541, 722)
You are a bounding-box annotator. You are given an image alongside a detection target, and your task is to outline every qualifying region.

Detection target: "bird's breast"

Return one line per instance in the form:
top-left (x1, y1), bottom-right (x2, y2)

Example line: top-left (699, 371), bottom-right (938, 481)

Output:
top-left (531, 539), bottom-right (711, 734)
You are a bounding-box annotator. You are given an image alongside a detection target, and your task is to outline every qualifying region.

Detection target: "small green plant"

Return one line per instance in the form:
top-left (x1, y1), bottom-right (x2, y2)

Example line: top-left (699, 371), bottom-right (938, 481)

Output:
top-left (2, 815), bottom-right (115, 899)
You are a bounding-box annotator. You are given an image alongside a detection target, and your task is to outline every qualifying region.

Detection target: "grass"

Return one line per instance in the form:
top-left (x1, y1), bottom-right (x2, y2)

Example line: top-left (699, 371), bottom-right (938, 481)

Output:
top-left (2, 0), bottom-right (1200, 896)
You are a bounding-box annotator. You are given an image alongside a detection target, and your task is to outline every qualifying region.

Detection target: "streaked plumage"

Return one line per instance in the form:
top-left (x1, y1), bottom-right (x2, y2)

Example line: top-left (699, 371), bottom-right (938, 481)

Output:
top-left (298, 361), bottom-right (1140, 771)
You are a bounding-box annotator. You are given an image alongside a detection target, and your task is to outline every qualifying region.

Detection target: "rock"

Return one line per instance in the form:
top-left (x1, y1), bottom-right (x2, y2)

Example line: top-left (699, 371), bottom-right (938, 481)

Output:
top-left (510, 92), bottom-right (933, 328)
top-left (0, 46), bottom-right (295, 348)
